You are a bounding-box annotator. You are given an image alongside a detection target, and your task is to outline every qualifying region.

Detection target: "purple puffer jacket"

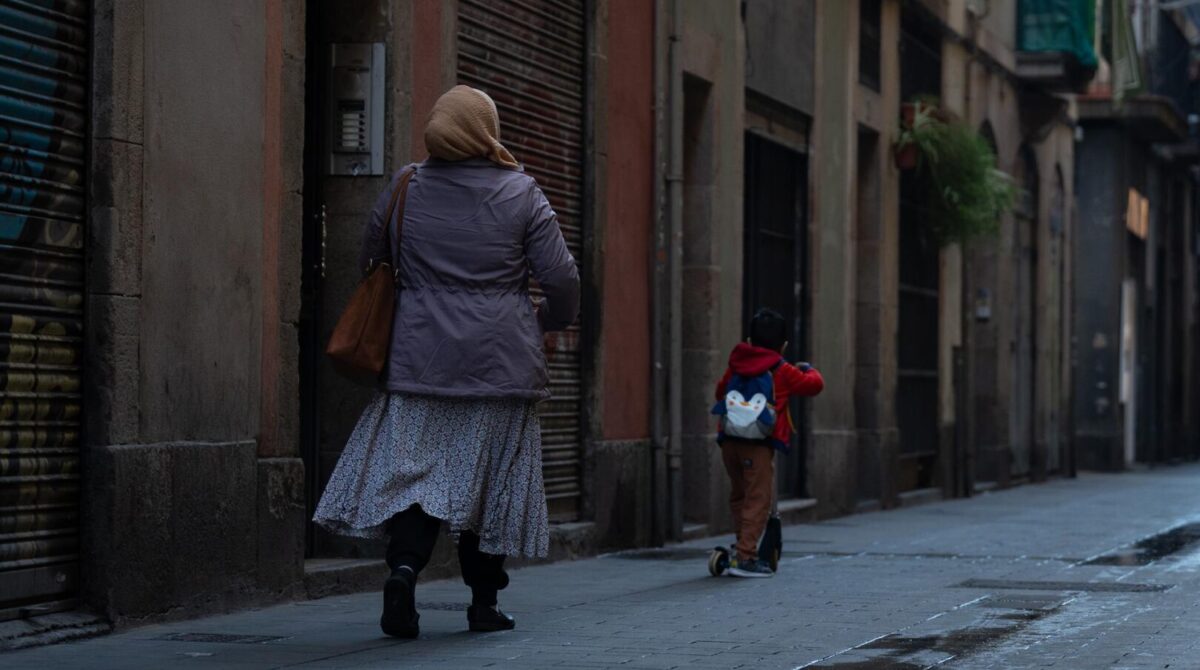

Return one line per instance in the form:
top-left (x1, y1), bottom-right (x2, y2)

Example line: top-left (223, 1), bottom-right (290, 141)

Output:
top-left (357, 158), bottom-right (580, 400)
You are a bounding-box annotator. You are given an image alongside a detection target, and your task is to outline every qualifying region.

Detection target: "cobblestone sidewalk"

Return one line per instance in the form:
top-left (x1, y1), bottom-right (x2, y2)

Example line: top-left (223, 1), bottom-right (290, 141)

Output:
top-left (7, 465), bottom-right (1200, 669)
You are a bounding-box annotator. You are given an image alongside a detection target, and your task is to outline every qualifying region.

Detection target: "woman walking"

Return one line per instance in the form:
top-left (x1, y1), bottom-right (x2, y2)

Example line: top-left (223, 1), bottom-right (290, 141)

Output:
top-left (313, 85), bottom-right (580, 638)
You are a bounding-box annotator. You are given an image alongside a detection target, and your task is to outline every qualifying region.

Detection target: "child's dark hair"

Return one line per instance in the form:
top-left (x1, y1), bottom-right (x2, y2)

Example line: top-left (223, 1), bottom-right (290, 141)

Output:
top-left (749, 308), bottom-right (787, 351)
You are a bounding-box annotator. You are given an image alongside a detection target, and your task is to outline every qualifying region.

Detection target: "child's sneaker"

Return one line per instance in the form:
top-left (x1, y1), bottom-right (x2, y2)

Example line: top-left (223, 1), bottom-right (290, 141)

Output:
top-left (728, 557), bottom-right (774, 578)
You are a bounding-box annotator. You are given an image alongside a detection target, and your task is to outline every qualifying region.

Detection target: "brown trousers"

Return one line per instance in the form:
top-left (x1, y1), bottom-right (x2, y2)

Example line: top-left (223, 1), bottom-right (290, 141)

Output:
top-left (721, 440), bottom-right (775, 561)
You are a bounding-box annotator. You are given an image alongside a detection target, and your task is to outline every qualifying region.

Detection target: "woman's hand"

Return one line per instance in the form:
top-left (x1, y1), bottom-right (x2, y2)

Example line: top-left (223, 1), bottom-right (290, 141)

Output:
top-left (532, 298), bottom-right (557, 353)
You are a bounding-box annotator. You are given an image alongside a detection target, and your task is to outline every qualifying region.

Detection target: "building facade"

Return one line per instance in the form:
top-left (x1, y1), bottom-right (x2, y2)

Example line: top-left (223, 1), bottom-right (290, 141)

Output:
top-left (3, 0), bottom-right (657, 627)
top-left (1072, 3), bottom-right (1200, 471)
top-left (4, 0), bottom-right (1189, 636)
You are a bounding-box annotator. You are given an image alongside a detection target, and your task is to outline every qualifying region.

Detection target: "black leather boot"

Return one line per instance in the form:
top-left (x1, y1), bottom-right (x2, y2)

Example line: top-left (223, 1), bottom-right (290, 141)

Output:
top-left (380, 566), bottom-right (419, 639)
top-left (467, 604), bottom-right (516, 632)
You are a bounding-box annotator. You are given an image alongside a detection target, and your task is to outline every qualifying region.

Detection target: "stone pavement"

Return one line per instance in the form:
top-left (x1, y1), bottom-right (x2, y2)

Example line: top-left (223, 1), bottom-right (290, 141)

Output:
top-left (8, 465), bottom-right (1200, 669)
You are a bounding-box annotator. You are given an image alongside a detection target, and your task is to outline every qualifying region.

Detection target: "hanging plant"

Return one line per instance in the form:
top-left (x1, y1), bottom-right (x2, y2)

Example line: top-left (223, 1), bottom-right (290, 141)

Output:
top-left (894, 100), bottom-right (939, 170)
top-left (895, 99), bottom-right (1017, 246)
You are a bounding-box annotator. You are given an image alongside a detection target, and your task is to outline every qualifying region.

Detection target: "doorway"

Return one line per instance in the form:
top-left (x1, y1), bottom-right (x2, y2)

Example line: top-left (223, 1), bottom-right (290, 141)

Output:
top-left (298, 0), bottom-right (591, 557)
top-left (896, 12), bottom-right (942, 492)
top-left (1049, 166), bottom-right (1067, 474)
top-left (742, 131), bottom-right (810, 499)
top-left (1011, 146), bottom-right (1038, 479)
top-left (299, 0), bottom-right (329, 556)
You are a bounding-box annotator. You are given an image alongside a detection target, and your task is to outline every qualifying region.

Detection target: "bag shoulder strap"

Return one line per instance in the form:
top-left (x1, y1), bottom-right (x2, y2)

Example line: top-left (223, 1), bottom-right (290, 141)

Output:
top-left (764, 360), bottom-right (783, 403)
top-left (383, 167), bottom-right (417, 274)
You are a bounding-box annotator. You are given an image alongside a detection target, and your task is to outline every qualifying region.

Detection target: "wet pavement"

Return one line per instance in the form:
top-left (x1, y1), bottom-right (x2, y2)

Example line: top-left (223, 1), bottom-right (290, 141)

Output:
top-left (7, 465), bottom-right (1200, 668)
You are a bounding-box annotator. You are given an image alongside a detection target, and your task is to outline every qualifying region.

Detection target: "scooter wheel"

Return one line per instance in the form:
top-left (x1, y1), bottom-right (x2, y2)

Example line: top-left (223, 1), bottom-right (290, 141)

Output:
top-left (768, 548), bottom-right (780, 573)
top-left (708, 547), bottom-right (730, 576)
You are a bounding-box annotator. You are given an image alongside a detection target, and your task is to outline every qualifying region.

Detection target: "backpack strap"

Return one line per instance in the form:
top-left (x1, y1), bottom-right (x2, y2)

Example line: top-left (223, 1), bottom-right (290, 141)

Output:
top-left (765, 359), bottom-right (783, 404)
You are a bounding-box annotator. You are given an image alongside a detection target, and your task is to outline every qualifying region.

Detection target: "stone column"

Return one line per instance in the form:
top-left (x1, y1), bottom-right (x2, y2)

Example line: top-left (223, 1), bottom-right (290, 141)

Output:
top-left (853, 0), bottom-right (903, 509)
top-left (810, 0), bottom-right (860, 516)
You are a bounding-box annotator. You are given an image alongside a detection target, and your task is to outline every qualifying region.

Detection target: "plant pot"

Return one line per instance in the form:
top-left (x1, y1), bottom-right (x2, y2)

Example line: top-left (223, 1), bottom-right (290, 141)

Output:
top-left (902, 100), bottom-right (953, 126)
top-left (894, 142), bottom-right (919, 170)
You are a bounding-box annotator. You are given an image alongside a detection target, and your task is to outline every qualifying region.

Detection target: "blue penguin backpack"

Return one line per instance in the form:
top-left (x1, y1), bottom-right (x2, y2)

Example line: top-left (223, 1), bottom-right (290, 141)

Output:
top-left (711, 364), bottom-right (779, 441)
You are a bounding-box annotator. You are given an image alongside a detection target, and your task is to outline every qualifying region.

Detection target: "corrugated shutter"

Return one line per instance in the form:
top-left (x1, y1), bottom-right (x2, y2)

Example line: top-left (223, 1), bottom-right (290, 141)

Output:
top-left (0, 0), bottom-right (88, 620)
top-left (457, 0), bottom-right (585, 521)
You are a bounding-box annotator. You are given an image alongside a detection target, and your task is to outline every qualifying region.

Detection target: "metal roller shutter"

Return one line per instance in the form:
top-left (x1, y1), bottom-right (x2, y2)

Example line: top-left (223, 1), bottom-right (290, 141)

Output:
top-left (457, 0), bottom-right (585, 521)
top-left (0, 0), bottom-right (88, 620)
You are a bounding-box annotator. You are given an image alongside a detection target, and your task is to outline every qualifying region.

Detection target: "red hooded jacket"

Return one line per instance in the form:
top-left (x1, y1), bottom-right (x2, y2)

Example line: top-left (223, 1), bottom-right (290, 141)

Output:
top-left (714, 343), bottom-right (825, 450)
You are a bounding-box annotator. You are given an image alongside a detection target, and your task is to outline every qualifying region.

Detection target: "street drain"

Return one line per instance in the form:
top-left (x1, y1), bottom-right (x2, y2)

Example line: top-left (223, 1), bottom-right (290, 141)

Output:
top-left (158, 633), bottom-right (286, 644)
top-left (957, 578), bottom-right (1171, 593)
top-left (808, 662), bottom-right (925, 670)
top-left (998, 611), bottom-right (1043, 622)
top-left (978, 594), bottom-right (1068, 611)
top-left (864, 627), bottom-right (1017, 656)
top-left (1084, 522), bottom-right (1200, 566)
top-left (811, 620), bottom-right (1050, 668)
top-left (811, 593), bottom-right (1061, 668)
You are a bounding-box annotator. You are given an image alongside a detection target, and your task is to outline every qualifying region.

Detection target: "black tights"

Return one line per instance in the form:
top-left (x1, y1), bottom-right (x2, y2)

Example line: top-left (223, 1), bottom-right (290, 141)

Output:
top-left (385, 505), bottom-right (509, 607)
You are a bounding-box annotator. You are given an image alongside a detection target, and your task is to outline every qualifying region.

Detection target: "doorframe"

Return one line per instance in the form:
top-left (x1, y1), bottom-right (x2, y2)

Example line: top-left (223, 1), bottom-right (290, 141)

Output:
top-left (742, 102), bottom-right (812, 499)
top-left (298, 0), bottom-right (329, 557)
top-left (1011, 144), bottom-right (1039, 480)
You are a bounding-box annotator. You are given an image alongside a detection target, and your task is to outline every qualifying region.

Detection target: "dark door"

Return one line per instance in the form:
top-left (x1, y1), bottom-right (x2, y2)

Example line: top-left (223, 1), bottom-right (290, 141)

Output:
top-left (1162, 178), bottom-right (1185, 462)
top-left (1011, 148), bottom-right (1038, 478)
top-left (1012, 206), bottom-right (1036, 477)
top-left (1049, 169), bottom-right (1066, 474)
top-left (897, 169), bottom-right (941, 491)
top-left (896, 13), bottom-right (942, 492)
top-left (742, 131), bottom-right (810, 499)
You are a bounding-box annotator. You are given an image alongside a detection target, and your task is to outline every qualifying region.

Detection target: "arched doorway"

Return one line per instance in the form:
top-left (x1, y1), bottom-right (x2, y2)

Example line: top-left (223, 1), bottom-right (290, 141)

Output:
top-left (1048, 166), bottom-right (1067, 475)
top-left (1011, 146), bottom-right (1039, 479)
top-left (967, 122), bottom-right (1004, 489)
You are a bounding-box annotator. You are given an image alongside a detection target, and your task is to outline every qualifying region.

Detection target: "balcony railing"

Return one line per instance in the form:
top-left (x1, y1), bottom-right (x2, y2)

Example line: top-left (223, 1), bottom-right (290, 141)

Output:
top-left (1016, 0), bottom-right (1099, 92)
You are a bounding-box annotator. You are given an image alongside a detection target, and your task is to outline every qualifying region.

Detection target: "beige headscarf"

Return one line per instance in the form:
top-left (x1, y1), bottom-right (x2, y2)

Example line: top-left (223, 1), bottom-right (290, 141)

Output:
top-left (424, 85), bottom-right (520, 169)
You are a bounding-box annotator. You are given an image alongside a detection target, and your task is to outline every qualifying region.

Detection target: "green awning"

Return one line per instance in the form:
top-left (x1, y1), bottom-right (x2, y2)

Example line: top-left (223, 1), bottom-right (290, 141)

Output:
top-left (1018, 0), bottom-right (1099, 68)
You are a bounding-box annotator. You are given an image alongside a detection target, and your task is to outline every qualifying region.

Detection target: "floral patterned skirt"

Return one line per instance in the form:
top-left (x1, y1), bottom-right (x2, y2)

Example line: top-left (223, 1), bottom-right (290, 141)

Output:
top-left (312, 393), bottom-right (550, 558)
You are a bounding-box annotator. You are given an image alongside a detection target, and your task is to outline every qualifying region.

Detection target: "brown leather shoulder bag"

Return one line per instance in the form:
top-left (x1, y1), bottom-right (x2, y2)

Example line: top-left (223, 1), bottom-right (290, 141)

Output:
top-left (325, 168), bottom-right (415, 381)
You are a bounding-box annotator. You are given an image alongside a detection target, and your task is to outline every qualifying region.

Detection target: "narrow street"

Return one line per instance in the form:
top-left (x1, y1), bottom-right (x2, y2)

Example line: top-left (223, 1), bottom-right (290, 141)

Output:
top-left (7, 466), bottom-right (1200, 669)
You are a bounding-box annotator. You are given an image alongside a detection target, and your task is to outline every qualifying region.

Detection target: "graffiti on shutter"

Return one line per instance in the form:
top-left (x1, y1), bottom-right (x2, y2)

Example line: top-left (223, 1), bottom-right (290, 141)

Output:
top-left (0, 0), bottom-right (88, 620)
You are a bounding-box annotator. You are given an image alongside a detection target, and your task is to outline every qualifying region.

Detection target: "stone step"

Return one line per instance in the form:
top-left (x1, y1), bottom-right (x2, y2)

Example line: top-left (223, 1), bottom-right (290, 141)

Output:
top-left (304, 521), bottom-right (598, 600)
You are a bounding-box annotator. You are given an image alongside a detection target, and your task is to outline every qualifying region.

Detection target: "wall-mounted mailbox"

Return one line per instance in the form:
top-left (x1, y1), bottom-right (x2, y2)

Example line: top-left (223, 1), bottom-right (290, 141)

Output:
top-left (327, 43), bottom-right (384, 176)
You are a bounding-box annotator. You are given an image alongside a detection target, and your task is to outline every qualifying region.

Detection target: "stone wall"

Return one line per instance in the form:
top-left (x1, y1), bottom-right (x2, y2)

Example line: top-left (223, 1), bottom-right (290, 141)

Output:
top-left (86, 0), bottom-right (307, 625)
top-left (744, 0), bottom-right (814, 115)
top-left (853, 0), bottom-right (903, 508)
top-left (809, 0), bottom-right (860, 516)
top-left (588, 0), bottom-right (657, 548)
top-left (678, 0), bottom-right (746, 532)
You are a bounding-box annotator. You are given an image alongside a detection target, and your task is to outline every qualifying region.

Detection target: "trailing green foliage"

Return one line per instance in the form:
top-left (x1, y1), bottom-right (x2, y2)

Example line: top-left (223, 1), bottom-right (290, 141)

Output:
top-left (897, 103), bottom-right (1017, 246)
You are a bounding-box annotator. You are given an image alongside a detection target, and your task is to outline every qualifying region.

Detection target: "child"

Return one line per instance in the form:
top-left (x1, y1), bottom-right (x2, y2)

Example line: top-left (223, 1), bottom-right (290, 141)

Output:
top-left (713, 308), bottom-right (824, 577)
